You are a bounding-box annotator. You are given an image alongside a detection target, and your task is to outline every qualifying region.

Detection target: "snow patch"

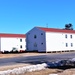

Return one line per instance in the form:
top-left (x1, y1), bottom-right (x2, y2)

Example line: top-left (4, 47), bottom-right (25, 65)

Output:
top-left (0, 63), bottom-right (47, 75)
top-left (71, 58), bottom-right (75, 61)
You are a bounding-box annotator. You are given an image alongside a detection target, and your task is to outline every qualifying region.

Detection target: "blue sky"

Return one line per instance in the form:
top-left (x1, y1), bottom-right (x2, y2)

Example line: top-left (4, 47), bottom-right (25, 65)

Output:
top-left (0, 0), bottom-right (75, 34)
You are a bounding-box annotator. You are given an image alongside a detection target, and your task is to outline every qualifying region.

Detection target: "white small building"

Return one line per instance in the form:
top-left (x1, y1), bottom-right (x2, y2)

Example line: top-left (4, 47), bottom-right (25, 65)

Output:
top-left (0, 33), bottom-right (26, 53)
top-left (26, 27), bottom-right (75, 52)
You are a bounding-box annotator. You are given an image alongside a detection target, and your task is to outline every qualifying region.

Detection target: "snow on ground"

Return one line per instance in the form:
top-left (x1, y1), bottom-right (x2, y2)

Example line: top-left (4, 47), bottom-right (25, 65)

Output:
top-left (0, 63), bottom-right (47, 75)
top-left (71, 58), bottom-right (75, 61)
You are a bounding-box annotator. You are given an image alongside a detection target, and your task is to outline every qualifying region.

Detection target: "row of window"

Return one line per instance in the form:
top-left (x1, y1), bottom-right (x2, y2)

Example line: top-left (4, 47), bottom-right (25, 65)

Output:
top-left (34, 34), bottom-right (73, 39)
top-left (20, 39), bottom-right (22, 42)
top-left (16, 45), bottom-right (23, 48)
top-left (66, 43), bottom-right (73, 47)
top-left (34, 43), bottom-right (74, 47)
top-left (17, 39), bottom-right (23, 42)
top-left (65, 35), bottom-right (72, 38)
top-left (13, 45), bottom-right (23, 49)
top-left (34, 33), bottom-right (43, 39)
top-left (34, 43), bottom-right (43, 47)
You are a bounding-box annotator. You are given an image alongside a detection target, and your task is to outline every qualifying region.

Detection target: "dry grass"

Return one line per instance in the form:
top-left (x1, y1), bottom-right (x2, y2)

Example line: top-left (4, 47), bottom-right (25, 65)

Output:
top-left (23, 68), bottom-right (62, 75)
top-left (0, 52), bottom-right (73, 59)
top-left (58, 69), bottom-right (75, 75)
top-left (0, 53), bottom-right (47, 59)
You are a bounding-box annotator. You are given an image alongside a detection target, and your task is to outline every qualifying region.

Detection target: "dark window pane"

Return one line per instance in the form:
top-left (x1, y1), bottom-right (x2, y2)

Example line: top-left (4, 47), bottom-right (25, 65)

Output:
top-left (66, 43), bottom-right (68, 47)
top-left (70, 35), bottom-right (72, 38)
top-left (20, 45), bottom-right (22, 48)
top-left (20, 39), bottom-right (22, 42)
top-left (41, 43), bottom-right (43, 45)
top-left (65, 35), bottom-right (67, 38)
top-left (71, 43), bottom-right (73, 47)
top-left (34, 35), bottom-right (37, 39)
top-left (41, 33), bottom-right (43, 35)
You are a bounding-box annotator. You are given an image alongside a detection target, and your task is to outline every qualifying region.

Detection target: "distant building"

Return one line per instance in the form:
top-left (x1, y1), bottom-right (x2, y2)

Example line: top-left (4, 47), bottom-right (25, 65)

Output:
top-left (26, 27), bottom-right (75, 52)
top-left (0, 33), bottom-right (26, 53)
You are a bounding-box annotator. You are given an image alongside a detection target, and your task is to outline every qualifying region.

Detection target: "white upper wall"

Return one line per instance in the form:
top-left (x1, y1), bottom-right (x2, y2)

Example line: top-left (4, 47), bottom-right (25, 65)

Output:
top-left (46, 32), bottom-right (75, 52)
top-left (17, 38), bottom-right (26, 51)
top-left (1, 37), bottom-right (26, 52)
top-left (1, 38), bottom-right (17, 52)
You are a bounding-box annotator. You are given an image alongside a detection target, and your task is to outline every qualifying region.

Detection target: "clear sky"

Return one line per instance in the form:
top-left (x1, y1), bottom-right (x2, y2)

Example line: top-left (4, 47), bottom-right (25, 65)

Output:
top-left (0, 0), bottom-right (75, 34)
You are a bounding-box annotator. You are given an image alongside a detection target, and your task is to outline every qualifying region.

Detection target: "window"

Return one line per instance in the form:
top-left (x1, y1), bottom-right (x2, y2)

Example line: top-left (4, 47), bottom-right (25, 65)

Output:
top-left (20, 45), bottom-right (22, 48)
top-left (41, 43), bottom-right (43, 45)
top-left (20, 39), bottom-right (22, 42)
top-left (34, 43), bottom-right (37, 47)
top-left (70, 35), bottom-right (72, 39)
top-left (12, 47), bottom-right (16, 50)
top-left (66, 43), bottom-right (68, 47)
top-left (41, 33), bottom-right (43, 35)
top-left (34, 35), bottom-right (37, 39)
top-left (65, 35), bottom-right (67, 38)
top-left (71, 43), bottom-right (73, 47)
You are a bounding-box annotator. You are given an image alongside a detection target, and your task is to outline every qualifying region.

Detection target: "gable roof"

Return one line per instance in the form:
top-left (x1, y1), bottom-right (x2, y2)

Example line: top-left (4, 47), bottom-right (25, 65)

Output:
top-left (0, 33), bottom-right (26, 38)
top-left (37, 27), bottom-right (75, 34)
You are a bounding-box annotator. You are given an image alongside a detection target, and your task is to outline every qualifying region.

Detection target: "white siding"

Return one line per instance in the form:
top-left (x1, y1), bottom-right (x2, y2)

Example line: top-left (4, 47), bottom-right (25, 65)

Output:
top-left (18, 38), bottom-right (26, 51)
top-left (1, 37), bottom-right (26, 52)
top-left (46, 32), bottom-right (75, 52)
top-left (26, 27), bottom-right (46, 52)
top-left (0, 38), bottom-right (1, 51)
